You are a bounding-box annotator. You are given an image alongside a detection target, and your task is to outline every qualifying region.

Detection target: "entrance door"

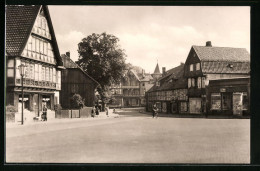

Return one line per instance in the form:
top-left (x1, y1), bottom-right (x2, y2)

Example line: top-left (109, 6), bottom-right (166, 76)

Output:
top-left (222, 93), bottom-right (232, 111)
top-left (33, 94), bottom-right (39, 116)
top-left (189, 98), bottom-right (201, 114)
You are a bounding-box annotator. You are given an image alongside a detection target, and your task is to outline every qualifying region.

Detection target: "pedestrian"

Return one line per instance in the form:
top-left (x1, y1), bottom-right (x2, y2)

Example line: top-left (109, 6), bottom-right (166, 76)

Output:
top-left (113, 108), bottom-right (116, 113)
top-left (42, 105), bottom-right (47, 121)
top-left (105, 106), bottom-right (109, 117)
top-left (91, 106), bottom-right (96, 118)
top-left (152, 104), bottom-right (158, 118)
top-left (95, 105), bottom-right (100, 116)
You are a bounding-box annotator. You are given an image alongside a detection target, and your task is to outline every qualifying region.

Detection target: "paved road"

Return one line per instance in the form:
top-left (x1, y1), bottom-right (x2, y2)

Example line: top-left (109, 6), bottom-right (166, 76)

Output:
top-left (5, 108), bottom-right (250, 164)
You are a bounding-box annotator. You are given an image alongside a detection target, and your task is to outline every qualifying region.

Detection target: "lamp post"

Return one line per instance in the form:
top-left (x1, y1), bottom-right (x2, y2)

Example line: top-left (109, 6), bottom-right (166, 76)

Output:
top-left (18, 64), bottom-right (26, 125)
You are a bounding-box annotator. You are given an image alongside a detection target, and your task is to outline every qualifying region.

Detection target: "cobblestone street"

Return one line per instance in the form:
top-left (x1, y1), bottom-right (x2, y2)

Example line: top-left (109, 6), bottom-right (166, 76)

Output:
top-left (5, 108), bottom-right (250, 164)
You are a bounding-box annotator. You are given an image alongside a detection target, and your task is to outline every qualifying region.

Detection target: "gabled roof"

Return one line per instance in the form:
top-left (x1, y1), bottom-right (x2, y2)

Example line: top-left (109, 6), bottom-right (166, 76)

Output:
top-left (6, 5), bottom-right (41, 56)
top-left (5, 5), bottom-right (63, 66)
top-left (61, 54), bottom-right (100, 85)
top-left (153, 63), bottom-right (161, 74)
top-left (193, 46), bottom-right (250, 62)
top-left (147, 64), bottom-right (187, 92)
top-left (158, 63), bottom-right (184, 82)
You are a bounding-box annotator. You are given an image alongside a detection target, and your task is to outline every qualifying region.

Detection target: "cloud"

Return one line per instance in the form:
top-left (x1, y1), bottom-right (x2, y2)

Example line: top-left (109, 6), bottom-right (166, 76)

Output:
top-left (56, 31), bottom-right (85, 61)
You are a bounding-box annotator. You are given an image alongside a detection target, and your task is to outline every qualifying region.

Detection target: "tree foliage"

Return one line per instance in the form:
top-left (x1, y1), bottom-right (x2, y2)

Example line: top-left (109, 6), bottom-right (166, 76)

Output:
top-left (70, 94), bottom-right (84, 109)
top-left (77, 32), bottom-right (127, 87)
top-left (76, 32), bottom-right (127, 108)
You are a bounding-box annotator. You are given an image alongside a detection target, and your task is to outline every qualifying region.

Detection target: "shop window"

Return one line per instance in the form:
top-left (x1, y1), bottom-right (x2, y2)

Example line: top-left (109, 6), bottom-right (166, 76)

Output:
top-left (180, 102), bottom-right (188, 112)
top-left (211, 93), bottom-right (221, 110)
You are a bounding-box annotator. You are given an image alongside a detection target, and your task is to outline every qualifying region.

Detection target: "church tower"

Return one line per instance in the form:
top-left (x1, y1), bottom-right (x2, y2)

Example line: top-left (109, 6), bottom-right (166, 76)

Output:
top-left (151, 62), bottom-right (162, 80)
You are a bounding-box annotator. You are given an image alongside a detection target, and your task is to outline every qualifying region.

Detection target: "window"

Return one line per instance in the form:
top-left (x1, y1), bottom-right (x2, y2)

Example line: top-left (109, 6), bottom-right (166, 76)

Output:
top-left (197, 77), bottom-right (201, 88)
top-left (30, 64), bottom-right (34, 79)
top-left (188, 78), bottom-right (191, 88)
top-left (190, 64), bottom-right (193, 71)
top-left (53, 68), bottom-right (56, 83)
top-left (196, 63), bottom-right (200, 70)
top-left (191, 78), bottom-right (195, 87)
top-left (202, 77), bottom-right (205, 88)
top-left (50, 68), bottom-right (53, 82)
top-left (156, 81), bottom-right (160, 86)
top-left (211, 93), bottom-right (221, 110)
top-left (45, 67), bottom-right (49, 81)
top-left (42, 66), bottom-right (45, 81)
top-left (35, 64), bottom-right (39, 81)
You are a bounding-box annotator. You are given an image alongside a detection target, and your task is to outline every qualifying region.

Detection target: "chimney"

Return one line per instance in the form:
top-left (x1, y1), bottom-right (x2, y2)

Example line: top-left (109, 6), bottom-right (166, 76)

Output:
top-left (66, 51), bottom-right (70, 58)
top-left (206, 41), bottom-right (212, 47)
top-left (162, 67), bottom-right (166, 76)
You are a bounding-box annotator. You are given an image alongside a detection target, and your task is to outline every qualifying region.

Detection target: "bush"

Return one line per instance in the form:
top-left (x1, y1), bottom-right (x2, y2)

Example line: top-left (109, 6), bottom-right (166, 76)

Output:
top-left (6, 105), bottom-right (16, 122)
top-left (70, 94), bottom-right (85, 109)
top-left (54, 104), bottom-right (62, 111)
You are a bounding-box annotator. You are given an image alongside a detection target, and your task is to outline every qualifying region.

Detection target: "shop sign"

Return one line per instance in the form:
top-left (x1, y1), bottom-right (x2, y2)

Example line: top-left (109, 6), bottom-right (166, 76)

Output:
top-left (220, 88), bottom-right (226, 92)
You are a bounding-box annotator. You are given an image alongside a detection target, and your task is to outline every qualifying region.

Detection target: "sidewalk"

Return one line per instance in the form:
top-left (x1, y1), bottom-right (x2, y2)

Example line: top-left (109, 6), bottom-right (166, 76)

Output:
top-left (141, 111), bottom-right (250, 119)
top-left (6, 111), bottom-right (120, 128)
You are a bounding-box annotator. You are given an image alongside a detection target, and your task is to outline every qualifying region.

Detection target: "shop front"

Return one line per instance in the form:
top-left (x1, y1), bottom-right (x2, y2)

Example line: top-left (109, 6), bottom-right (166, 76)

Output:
top-left (207, 78), bottom-right (250, 116)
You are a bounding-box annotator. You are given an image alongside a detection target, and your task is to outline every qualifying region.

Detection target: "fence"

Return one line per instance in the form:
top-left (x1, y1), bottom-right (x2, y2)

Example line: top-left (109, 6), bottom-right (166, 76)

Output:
top-left (55, 107), bottom-right (92, 119)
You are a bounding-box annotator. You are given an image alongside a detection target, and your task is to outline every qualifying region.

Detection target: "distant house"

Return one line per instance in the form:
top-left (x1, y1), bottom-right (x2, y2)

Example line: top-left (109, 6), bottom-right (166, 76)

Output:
top-left (109, 64), bottom-right (158, 108)
top-left (60, 52), bottom-right (99, 108)
top-left (5, 5), bottom-right (64, 121)
top-left (184, 41), bottom-right (250, 114)
top-left (146, 63), bottom-right (188, 114)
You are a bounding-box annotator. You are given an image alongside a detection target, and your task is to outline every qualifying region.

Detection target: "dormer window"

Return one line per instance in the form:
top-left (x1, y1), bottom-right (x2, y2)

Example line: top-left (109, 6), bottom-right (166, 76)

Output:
top-left (190, 64), bottom-right (193, 71)
top-left (156, 81), bottom-right (160, 87)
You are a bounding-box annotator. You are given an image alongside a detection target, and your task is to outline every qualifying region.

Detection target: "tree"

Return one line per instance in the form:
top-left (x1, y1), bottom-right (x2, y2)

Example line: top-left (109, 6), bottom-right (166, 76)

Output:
top-left (76, 32), bottom-right (127, 110)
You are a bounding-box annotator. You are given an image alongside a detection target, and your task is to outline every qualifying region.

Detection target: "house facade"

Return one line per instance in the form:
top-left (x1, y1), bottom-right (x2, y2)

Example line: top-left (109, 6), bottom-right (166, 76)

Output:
top-left (184, 41), bottom-right (250, 114)
top-left (60, 53), bottom-right (99, 109)
top-left (207, 77), bottom-right (250, 116)
top-left (5, 5), bottom-right (64, 121)
top-left (146, 63), bottom-right (188, 114)
top-left (109, 65), bottom-right (156, 108)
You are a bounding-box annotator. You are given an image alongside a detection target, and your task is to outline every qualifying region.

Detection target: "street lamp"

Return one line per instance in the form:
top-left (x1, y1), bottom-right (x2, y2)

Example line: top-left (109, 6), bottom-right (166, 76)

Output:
top-left (18, 64), bottom-right (26, 125)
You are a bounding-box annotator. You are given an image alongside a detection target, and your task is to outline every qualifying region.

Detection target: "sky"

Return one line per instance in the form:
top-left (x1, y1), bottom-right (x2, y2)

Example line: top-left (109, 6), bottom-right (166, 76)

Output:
top-left (48, 6), bottom-right (250, 74)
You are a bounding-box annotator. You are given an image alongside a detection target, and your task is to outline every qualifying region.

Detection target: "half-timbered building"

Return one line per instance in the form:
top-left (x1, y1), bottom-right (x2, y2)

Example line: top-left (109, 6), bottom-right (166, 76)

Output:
top-left (5, 5), bottom-right (64, 121)
top-left (184, 41), bottom-right (250, 114)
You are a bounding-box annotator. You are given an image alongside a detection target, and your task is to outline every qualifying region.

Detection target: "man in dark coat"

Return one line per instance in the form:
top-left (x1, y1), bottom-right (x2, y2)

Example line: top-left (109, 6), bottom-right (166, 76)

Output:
top-left (152, 104), bottom-right (158, 118)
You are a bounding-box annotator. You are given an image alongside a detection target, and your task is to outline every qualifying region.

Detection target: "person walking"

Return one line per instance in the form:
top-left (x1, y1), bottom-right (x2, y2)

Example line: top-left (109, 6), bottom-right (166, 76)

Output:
top-left (105, 106), bottom-right (109, 117)
top-left (91, 106), bottom-right (96, 118)
top-left (42, 105), bottom-right (47, 121)
top-left (95, 105), bottom-right (100, 116)
top-left (152, 104), bottom-right (158, 118)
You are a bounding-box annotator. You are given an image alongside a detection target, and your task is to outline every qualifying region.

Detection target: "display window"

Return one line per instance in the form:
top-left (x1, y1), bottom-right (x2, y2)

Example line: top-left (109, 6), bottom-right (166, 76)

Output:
top-left (211, 93), bottom-right (221, 110)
